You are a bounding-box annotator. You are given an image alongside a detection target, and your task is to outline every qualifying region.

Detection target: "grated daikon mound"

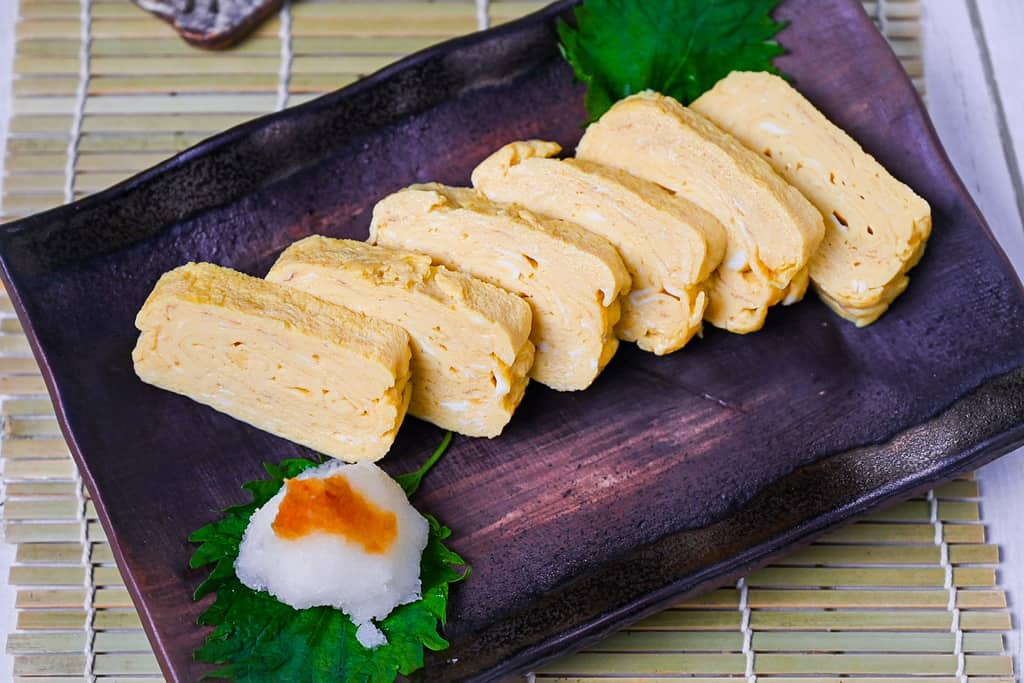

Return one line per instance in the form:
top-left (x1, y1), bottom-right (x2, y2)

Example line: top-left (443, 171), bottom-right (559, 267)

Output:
top-left (235, 461), bottom-right (428, 647)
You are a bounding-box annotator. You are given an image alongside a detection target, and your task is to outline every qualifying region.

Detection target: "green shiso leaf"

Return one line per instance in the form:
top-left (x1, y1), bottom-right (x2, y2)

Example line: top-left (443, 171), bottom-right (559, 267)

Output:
top-left (189, 437), bottom-right (468, 682)
top-left (557, 0), bottom-right (788, 121)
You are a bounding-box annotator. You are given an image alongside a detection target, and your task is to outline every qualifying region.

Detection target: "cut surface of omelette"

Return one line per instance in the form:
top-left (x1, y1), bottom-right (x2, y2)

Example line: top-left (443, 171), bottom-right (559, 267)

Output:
top-left (267, 236), bottom-right (535, 438)
top-left (472, 140), bottom-right (727, 355)
top-left (369, 184), bottom-right (631, 391)
top-left (576, 91), bottom-right (825, 334)
top-left (692, 71), bottom-right (932, 326)
top-left (132, 262), bottom-right (412, 462)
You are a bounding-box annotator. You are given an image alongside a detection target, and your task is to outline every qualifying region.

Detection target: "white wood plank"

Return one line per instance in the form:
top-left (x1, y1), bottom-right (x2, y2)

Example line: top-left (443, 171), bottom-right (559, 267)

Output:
top-left (971, 0), bottom-right (1024, 228)
top-left (1, 8), bottom-right (23, 683)
top-left (923, 3), bottom-right (1024, 679)
top-left (921, 0), bottom-right (1024, 274)
top-left (0, 0), bottom-right (16, 217)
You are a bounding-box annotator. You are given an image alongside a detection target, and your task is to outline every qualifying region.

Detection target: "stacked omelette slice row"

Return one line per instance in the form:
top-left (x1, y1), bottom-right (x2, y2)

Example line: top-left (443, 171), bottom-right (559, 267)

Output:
top-left (471, 140), bottom-right (727, 355)
top-left (576, 90), bottom-right (827, 334)
top-left (132, 71), bottom-right (931, 461)
top-left (267, 237), bottom-right (535, 438)
top-left (369, 183), bottom-right (631, 391)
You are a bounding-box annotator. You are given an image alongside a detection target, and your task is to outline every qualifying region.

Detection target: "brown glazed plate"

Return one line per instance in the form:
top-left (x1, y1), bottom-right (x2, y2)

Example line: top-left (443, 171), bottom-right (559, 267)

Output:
top-left (1, 0), bottom-right (1023, 680)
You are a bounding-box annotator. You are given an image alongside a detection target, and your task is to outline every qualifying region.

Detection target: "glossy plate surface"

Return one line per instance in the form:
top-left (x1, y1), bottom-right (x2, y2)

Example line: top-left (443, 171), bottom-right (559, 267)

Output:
top-left (1, 1), bottom-right (1023, 680)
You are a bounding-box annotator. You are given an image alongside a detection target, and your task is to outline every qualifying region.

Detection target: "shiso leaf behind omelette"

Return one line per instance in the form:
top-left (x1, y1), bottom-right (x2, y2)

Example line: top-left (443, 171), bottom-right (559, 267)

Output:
top-left (188, 435), bottom-right (468, 682)
top-left (557, 0), bottom-right (788, 121)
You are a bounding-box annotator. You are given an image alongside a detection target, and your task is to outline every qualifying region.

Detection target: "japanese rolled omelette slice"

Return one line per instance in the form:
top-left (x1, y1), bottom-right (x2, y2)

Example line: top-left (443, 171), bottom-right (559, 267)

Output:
top-left (692, 71), bottom-right (931, 326)
top-left (132, 262), bottom-right (412, 462)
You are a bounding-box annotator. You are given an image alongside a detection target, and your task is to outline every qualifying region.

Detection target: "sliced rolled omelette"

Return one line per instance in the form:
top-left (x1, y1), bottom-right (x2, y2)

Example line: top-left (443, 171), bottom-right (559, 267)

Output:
top-left (267, 236), bottom-right (535, 438)
top-left (132, 262), bottom-right (412, 462)
top-left (576, 91), bottom-right (825, 334)
top-left (472, 140), bottom-right (727, 355)
top-left (692, 71), bottom-right (932, 326)
top-left (369, 184), bottom-right (631, 392)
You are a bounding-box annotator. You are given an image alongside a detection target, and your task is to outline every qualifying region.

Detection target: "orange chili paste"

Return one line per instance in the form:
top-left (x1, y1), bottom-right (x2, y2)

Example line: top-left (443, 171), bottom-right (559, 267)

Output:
top-left (272, 474), bottom-right (397, 554)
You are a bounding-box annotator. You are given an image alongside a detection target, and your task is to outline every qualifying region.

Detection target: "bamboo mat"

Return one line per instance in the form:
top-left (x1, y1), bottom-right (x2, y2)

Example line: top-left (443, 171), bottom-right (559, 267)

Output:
top-left (0, 0), bottom-right (1012, 680)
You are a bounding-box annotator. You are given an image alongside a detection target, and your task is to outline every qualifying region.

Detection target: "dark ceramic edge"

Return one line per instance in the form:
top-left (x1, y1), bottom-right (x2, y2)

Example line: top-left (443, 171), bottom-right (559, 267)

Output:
top-left (474, 368), bottom-right (1024, 680)
top-left (1, 1), bottom-right (1022, 681)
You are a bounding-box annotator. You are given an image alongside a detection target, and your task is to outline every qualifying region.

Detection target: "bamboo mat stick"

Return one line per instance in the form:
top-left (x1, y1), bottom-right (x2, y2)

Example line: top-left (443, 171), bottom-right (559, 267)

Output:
top-left (15, 607), bottom-right (145, 631)
top-left (745, 566), bottom-right (995, 587)
top-left (79, 113), bottom-right (254, 133)
top-left (15, 586), bottom-right (132, 610)
top-left (18, 54), bottom-right (278, 76)
top-left (18, 35), bottom-right (449, 57)
top-left (8, 564), bottom-right (122, 587)
top-left (5, 500), bottom-right (78, 521)
top-left (82, 94), bottom-right (278, 114)
top-left (289, 3), bottom-right (483, 18)
top-left (0, 334), bottom-right (32, 354)
top-left (539, 652), bottom-right (1010, 676)
top-left (12, 55), bottom-right (81, 74)
top-left (75, 153), bottom-right (184, 171)
top-left (291, 35), bottom-right (450, 54)
top-left (9, 133), bottom-right (210, 155)
top-left (2, 317), bottom-right (24, 333)
top-left (86, 74), bottom-right (282, 95)
top-left (4, 631), bottom-right (165, 656)
top-left (16, 543), bottom-right (92, 564)
top-left (12, 97), bottom-right (77, 115)
top-left (634, 611), bottom-right (742, 630)
top-left (13, 79), bottom-right (79, 98)
top-left (4, 153), bottom-right (69, 169)
top-left (776, 543), bottom-right (999, 565)
top-left (673, 589), bottom-right (739, 608)
top-left (85, 17), bottom-right (281, 40)
top-left (751, 610), bottom-right (1011, 632)
top-left (586, 630), bottom-right (1003, 654)
top-left (0, 375), bottom-right (47, 394)
top-left (6, 482), bottom-right (78, 498)
top-left (751, 631), bottom-right (1003, 653)
top-left (918, 481), bottom-right (980, 495)
top-left (20, 36), bottom-right (282, 56)
top-left (3, 459), bottom-right (76, 480)
top-left (5, 448), bottom-right (75, 466)
top-left (819, 522), bottom-right (986, 543)
top-left (747, 588), bottom-right (1005, 609)
top-left (6, 416), bottom-right (62, 437)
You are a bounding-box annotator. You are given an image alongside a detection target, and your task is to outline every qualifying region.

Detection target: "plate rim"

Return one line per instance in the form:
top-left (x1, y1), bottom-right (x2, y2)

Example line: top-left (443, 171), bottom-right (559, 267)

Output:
top-left (1, 0), bottom-right (1023, 680)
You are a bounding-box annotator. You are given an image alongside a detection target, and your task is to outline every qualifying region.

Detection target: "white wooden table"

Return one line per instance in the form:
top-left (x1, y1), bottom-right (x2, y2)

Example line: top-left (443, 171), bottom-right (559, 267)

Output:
top-left (0, 0), bottom-right (1021, 679)
top-left (932, 2), bottom-right (1024, 676)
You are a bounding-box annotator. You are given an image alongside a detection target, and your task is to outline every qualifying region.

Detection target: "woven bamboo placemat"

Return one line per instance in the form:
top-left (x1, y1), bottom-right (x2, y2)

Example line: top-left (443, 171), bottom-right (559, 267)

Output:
top-left (0, 0), bottom-right (1013, 680)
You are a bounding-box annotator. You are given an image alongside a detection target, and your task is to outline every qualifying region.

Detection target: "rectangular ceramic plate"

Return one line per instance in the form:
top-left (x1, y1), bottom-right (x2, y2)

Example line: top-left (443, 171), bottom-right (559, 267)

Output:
top-left (2, 0), bottom-right (1024, 680)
